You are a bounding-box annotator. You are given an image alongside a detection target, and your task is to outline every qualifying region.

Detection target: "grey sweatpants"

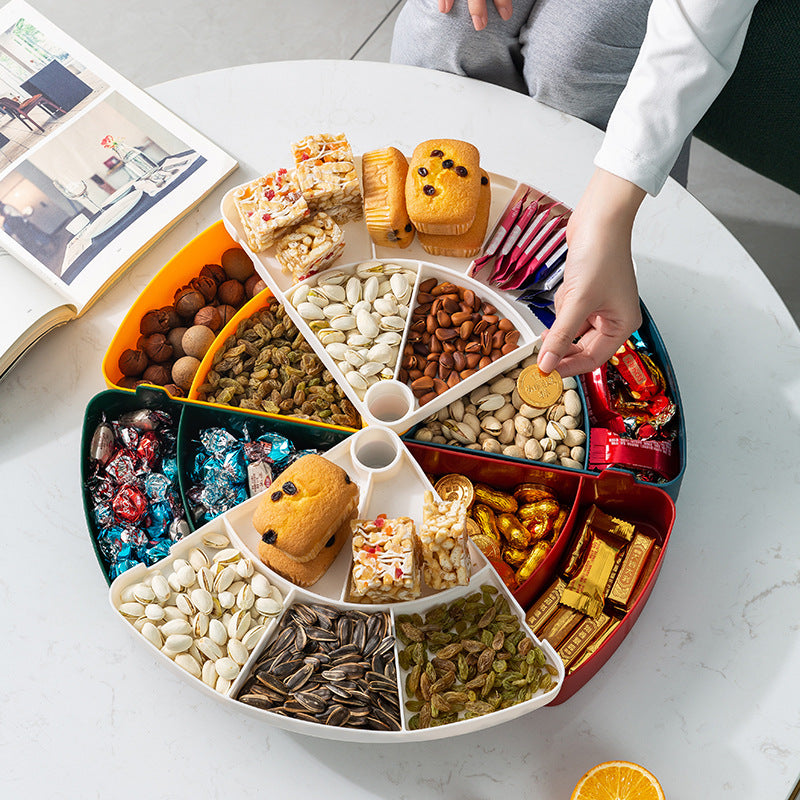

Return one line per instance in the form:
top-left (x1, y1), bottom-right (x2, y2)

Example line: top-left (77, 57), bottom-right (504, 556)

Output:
top-left (390, 0), bottom-right (690, 184)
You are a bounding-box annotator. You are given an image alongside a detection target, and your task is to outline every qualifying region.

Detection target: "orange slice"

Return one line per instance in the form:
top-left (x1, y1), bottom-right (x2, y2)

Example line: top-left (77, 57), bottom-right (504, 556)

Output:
top-left (571, 761), bottom-right (665, 800)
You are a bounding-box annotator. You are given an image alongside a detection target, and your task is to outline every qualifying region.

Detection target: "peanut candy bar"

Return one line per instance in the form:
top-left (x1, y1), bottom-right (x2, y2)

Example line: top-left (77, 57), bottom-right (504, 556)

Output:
top-left (274, 211), bottom-right (345, 281)
top-left (418, 490), bottom-right (471, 590)
top-left (233, 168), bottom-right (309, 252)
top-left (292, 133), bottom-right (363, 225)
top-left (350, 516), bottom-right (420, 603)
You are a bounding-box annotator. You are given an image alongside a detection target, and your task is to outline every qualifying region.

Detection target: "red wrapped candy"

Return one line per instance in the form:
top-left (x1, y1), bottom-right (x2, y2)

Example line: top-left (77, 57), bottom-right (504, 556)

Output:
top-left (112, 485), bottom-right (148, 523)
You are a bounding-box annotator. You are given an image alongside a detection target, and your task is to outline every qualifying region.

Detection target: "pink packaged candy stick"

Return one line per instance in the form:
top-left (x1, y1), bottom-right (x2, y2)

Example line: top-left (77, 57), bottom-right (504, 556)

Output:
top-left (487, 199), bottom-right (543, 282)
top-left (470, 187), bottom-right (529, 274)
top-left (491, 203), bottom-right (554, 285)
top-left (514, 213), bottom-right (566, 271)
top-left (503, 227), bottom-right (568, 290)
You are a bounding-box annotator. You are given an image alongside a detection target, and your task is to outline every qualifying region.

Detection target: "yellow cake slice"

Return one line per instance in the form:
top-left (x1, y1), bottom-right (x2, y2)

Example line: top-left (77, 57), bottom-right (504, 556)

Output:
top-left (418, 170), bottom-right (491, 258)
top-left (362, 146), bottom-right (415, 248)
top-left (405, 139), bottom-right (481, 235)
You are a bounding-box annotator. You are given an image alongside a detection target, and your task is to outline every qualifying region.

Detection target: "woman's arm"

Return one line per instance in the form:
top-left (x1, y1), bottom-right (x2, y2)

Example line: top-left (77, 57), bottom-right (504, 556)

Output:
top-left (537, 169), bottom-right (645, 377)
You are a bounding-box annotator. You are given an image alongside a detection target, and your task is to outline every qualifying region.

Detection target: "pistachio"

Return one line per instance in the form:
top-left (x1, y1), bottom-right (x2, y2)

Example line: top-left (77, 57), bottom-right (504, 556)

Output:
top-left (115, 534), bottom-right (283, 695)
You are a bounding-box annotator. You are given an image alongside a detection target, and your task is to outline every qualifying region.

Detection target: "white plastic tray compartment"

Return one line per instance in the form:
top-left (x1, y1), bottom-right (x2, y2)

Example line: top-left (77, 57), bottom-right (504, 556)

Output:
top-left (109, 521), bottom-right (289, 701)
top-left (281, 258), bottom-right (420, 417)
top-left (225, 568), bottom-right (562, 742)
top-left (221, 426), bottom-right (485, 605)
top-left (391, 570), bottom-right (563, 740)
top-left (219, 165), bottom-right (519, 294)
top-left (276, 258), bottom-right (540, 435)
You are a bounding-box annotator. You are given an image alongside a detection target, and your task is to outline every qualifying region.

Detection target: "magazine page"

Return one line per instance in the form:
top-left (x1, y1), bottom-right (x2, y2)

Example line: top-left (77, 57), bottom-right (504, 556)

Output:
top-left (0, 1), bottom-right (236, 312)
top-left (0, 244), bottom-right (74, 376)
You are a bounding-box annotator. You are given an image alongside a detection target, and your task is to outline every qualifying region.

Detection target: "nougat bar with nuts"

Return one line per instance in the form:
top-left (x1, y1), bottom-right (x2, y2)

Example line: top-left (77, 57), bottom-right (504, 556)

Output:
top-left (349, 516), bottom-right (420, 603)
top-left (233, 168), bottom-right (309, 252)
top-left (292, 133), bottom-right (363, 225)
top-left (274, 211), bottom-right (345, 282)
top-left (417, 490), bottom-right (471, 590)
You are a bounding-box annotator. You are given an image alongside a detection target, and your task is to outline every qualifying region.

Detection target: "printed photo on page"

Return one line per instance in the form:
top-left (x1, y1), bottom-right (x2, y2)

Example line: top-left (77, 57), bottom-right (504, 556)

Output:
top-left (0, 0), bottom-right (236, 315)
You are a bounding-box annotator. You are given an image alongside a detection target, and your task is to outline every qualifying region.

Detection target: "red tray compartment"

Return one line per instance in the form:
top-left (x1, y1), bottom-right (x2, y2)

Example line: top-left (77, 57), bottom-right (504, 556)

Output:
top-left (406, 443), bottom-right (676, 704)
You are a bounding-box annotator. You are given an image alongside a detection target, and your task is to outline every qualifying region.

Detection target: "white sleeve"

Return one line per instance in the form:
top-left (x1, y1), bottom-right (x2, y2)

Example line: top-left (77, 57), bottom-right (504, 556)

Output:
top-left (594, 0), bottom-right (758, 195)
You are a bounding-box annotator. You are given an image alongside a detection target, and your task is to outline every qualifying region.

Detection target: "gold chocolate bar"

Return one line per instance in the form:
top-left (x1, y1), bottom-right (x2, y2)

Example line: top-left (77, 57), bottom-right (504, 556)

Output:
top-left (567, 616), bottom-right (622, 673)
top-left (537, 606), bottom-right (583, 649)
top-left (558, 612), bottom-right (610, 668)
top-left (525, 578), bottom-right (565, 632)
top-left (626, 543), bottom-right (662, 609)
top-left (590, 505), bottom-right (636, 542)
top-left (562, 505), bottom-right (635, 580)
top-left (560, 536), bottom-right (622, 618)
top-left (608, 532), bottom-right (656, 610)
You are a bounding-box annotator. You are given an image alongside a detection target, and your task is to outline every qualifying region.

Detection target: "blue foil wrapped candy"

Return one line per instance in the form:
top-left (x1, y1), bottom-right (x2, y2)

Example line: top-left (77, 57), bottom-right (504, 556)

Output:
top-left (187, 425), bottom-right (319, 525)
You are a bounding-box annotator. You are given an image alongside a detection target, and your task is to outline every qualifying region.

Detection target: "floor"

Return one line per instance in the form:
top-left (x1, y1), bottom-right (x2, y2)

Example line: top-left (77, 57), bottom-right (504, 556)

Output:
top-left (26, 0), bottom-right (799, 324)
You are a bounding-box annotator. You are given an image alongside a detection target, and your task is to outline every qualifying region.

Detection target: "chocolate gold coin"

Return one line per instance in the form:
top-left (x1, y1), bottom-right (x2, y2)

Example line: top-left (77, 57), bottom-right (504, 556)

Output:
top-left (516, 364), bottom-right (563, 408)
top-left (465, 517), bottom-right (481, 538)
top-left (434, 474), bottom-right (475, 508)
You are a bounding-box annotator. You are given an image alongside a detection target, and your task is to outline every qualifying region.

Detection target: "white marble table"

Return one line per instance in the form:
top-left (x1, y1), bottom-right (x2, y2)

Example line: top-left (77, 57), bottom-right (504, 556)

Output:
top-left (2, 61), bottom-right (799, 800)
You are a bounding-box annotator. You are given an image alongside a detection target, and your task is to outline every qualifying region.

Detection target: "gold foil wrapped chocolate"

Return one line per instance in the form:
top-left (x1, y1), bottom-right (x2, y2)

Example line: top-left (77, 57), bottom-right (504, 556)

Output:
top-left (473, 504), bottom-right (500, 541)
top-left (607, 532), bottom-right (655, 609)
top-left (537, 606), bottom-right (583, 649)
top-left (496, 512), bottom-right (531, 548)
top-left (516, 540), bottom-right (550, 582)
top-left (514, 483), bottom-right (556, 504)
top-left (563, 505), bottom-right (635, 580)
top-left (458, 477), bottom-right (569, 588)
top-left (502, 544), bottom-right (529, 568)
top-left (434, 474), bottom-right (475, 509)
top-left (516, 364), bottom-right (563, 408)
top-left (474, 484), bottom-right (518, 513)
top-left (568, 616), bottom-right (622, 672)
top-left (558, 612), bottom-right (611, 668)
top-left (470, 531), bottom-right (502, 561)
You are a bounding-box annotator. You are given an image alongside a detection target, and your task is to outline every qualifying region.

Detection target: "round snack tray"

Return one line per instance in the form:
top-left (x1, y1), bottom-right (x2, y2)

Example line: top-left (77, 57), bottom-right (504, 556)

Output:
top-left (94, 149), bottom-right (682, 741)
top-left (109, 426), bottom-right (564, 742)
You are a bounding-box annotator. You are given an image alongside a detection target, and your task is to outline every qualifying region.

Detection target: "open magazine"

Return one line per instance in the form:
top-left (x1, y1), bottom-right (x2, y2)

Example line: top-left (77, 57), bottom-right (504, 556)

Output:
top-left (0, 0), bottom-right (237, 378)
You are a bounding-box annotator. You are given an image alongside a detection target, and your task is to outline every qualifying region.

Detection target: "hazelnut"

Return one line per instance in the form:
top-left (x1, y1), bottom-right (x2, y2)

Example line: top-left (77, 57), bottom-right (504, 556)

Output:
top-left (245, 274), bottom-right (264, 298)
top-left (118, 376), bottom-right (139, 390)
top-left (142, 364), bottom-right (172, 385)
top-left (139, 308), bottom-right (172, 336)
top-left (221, 247), bottom-right (255, 281)
top-left (118, 348), bottom-right (148, 377)
top-left (200, 263), bottom-right (226, 286)
top-left (190, 275), bottom-right (217, 303)
top-left (182, 325), bottom-right (216, 359)
top-left (163, 383), bottom-right (186, 398)
top-left (172, 356), bottom-right (201, 390)
top-left (141, 333), bottom-right (173, 363)
top-left (217, 279), bottom-right (245, 307)
top-left (217, 304), bottom-right (237, 328)
top-left (174, 287), bottom-right (205, 319)
top-left (159, 305), bottom-right (181, 329)
top-left (167, 326), bottom-right (188, 359)
top-left (194, 305), bottom-right (221, 331)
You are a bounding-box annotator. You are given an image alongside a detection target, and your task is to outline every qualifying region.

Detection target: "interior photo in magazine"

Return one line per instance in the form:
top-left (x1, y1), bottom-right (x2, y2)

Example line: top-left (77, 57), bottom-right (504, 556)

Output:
top-left (0, 14), bottom-right (108, 159)
top-left (0, 92), bottom-right (205, 283)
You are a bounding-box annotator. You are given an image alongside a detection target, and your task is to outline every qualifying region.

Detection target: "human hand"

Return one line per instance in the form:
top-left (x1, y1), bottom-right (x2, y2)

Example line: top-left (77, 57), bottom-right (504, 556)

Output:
top-left (536, 169), bottom-right (646, 378)
top-left (438, 0), bottom-right (513, 31)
